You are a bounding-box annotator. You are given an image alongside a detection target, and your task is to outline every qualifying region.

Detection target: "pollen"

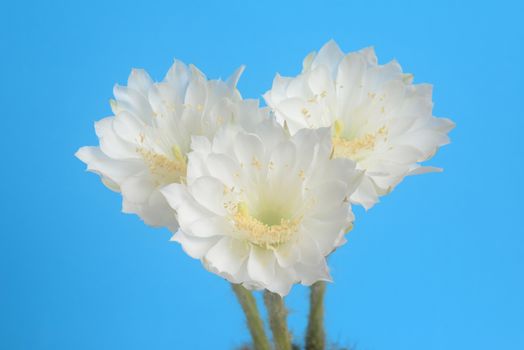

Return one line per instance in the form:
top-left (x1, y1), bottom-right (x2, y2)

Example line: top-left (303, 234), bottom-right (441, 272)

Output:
top-left (298, 169), bottom-right (305, 181)
top-left (137, 132), bottom-right (145, 144)
top-left (402, 73), bottom-right (414, 84)
top-left (138, 147), bottom-right (187, 185)
top-left (232, 202), bottom-right (300, 248)
top-left (333, 119), bottom-right (344, 137)
top-left (301, 108), bottom-right (310, 117)
top-left (251, 156), bottom-right (262, 170)
top-left (331, 122), bottom-right (389, 160)
top-left (172, 145), bottom-right (185, 162)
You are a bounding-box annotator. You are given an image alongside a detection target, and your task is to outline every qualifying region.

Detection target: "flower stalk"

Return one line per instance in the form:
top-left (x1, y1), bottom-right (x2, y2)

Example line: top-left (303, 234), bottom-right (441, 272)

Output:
top-left (231, 283), bottom-right (271, 350)
top-left (305, 281), bottom-right (326, 350)
top-left (263, 290), bottom-right (292, 350)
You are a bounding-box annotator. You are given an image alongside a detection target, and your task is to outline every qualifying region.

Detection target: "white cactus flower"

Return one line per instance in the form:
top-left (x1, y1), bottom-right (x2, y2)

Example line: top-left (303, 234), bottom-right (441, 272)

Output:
top-left (76, 61), bottom-right (268, 231)
top-left (264, 40), bottom-right (455, 209)
top-left (161, 120), bottom-right (362, 295)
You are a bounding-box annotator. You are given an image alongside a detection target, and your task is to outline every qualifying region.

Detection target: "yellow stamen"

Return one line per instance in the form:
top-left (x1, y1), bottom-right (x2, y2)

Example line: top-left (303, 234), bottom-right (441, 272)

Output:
top-left (172, 145), bottom-right (185, 163)
top-left (233, 202), bottom-right (300, 248)
top-left (298, 169), bottom-right (305, 181)
top-left (333, 119), bottom-right (344, 137)
top-left (301, 108), bottom-right (310, 118)
top-left (138, 147), bottom-right (187, 185)
top-left (331, 120), bottom-right (388, 160)
top-left (251, 156), bottom-right (262, 170)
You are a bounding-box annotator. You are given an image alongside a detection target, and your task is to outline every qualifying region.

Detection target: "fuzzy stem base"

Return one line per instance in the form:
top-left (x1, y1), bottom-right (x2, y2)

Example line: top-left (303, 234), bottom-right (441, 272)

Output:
top-left (305, 281), bottom-right (326, 350)
top-left (231, 283), bottom-right (271, 350)
top-left (263, 290), bottom-right (292, 350)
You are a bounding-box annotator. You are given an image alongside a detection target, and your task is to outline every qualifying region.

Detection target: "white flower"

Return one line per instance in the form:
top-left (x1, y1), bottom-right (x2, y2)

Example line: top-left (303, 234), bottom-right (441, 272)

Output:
top-left (161, 120), bottom-right (361, 295)
top-left (76, 61), bottom-right (268, 231)
top-left (264, 40), bottom-right (455, 209)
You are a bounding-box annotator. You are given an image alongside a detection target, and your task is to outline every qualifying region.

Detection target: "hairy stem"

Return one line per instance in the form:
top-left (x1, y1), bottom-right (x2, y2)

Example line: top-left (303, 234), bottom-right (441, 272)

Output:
top-left (263, 290), bottom-right (292, 350)
top-left (305, 281), bottom-right (326, 350)
top-left (231, 283), bottom-right (271, 350)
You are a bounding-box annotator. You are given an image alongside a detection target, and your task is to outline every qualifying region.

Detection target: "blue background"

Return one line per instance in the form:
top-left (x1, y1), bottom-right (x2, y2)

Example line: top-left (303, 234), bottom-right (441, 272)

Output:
top-left (1, 0), bottom-right (523, 349)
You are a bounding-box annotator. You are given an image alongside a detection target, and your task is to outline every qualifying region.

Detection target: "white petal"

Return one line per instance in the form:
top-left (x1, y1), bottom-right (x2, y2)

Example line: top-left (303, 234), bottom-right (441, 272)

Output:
top-left (395, 129), bottom-right (450, 158)
top-left (95, 117), bottom-right (136, 159)
top-left (190, 135), bottom-right (211, 153)
top-left (164, 60), bottom-right (190, 89)
top-left (186, 151), bottom-right (210, 182)
top-left (160, 184), bottom-right (215, 227)
top-left (297, 233), bottom-right (323, 265)
top-left (205, 237), bottom-right (249, 275)
top-left (295, 260), bottom-right (332, 286)
top-left (247, 246), bottom-right (276, 286)
top-left (431, 117), bottom-right (455, 133)
top-left (113, 85), bottom-right (154, 122)
top-left (408, 165), bottom-right (442, 175)
top-left (350, 175), bottom-right (379, 209)
top-left (173, 230), bottom-right (219, 259)
top-left (274, 98), bottom-right (311, 134)
top-left (184, 69), bottom-right (207, 109)
top-left (267, 264), bottom-right (297, 296)
top-left (302, 217), bottom-right (348, 255)
top-left (128, 69), bottom-right (153, 96)
top-left (268, 140), bottom-right (297, 185)
top-left (274, 242), bottom-right (300, 268)
top-left (189, 176), bottom-right (227, 215)
top-left (336, 53), bottom-right (367, 112)
top-left (206, 153), bottom-right (240, 188)
top-left (75, 146), bottom-right (143, 188)
top-left (120, 172), bottom-right (155, 203)
top-left (123, 190), bottom-right (177, 230)
top-left (359, 46), bottom-right (377, 65)
top-left (112, 111), bottom-right (144, 144)
top-left (233, 132), bottom-right (265, 166)
top-left (308, 65), bottom-right (335, 96)
top-left (311, 39), bottom-right (344, 72)
top-left (302, 51), bottom-right (316, 72)
top-left (226, 65), bottom-right (245, 89)
top-left (186, 216), bottom-right (230, 238)
top-left (310, 180), bottom-right (349, 211)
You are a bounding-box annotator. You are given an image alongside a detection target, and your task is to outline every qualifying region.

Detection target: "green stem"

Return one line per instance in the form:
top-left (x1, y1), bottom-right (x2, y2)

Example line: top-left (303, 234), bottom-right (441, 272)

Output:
top-left (305, 281), bottom-right (326, 350)
top-left (231, 283), bottom-right (271, 350)
top-left (263, 290), bottom-right (292, 350)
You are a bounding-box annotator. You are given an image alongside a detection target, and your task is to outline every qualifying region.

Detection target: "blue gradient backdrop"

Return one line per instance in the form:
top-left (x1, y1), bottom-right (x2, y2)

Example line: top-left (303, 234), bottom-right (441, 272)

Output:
top-left (1, 0), bottom-right (523, 349)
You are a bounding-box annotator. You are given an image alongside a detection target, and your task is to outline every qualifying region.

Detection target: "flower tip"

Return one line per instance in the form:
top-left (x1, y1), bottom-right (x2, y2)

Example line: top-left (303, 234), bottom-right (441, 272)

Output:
top-left (409, 166), bottom-right (443, 176)
top-left (170, 58), bottom-right (187, 68)
top-left (227, 65), bottom-right (246, 88)
top-left (445, 118), bottom-right (457, 132)
top-left (361, 200), bottom-right (377, 211)
top-left (302, 52), bottom-right (316, 71)
top-left (320, 38), bottom-right (342, 52)
top-left (74, 148), bottom-right (83, 161)
top-left (262, 90), bottom-right (271, 102)
top-left (188, 64), bottom-right (205, 78)
top-left (74, 146), bottom-right (89, 163)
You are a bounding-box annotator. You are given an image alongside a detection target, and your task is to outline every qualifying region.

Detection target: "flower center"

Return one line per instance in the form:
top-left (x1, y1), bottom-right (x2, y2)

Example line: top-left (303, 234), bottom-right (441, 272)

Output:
top-left (233, 202), bottom-right (300, 248)
top-left (331, 119), bottom-right (387, 161)
top-left (138, 145), bottom-right (187, 186)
